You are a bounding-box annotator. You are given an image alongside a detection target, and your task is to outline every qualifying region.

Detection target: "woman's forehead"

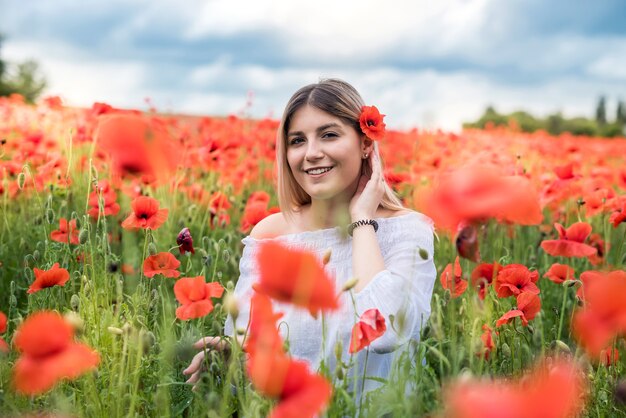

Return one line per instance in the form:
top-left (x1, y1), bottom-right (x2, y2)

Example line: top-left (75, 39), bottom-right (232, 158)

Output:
top-left (289, 105), bottom-right (347, 132)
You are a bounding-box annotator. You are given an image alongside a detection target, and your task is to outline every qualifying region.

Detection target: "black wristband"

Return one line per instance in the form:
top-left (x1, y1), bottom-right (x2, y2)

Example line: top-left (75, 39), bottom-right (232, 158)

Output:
top-left (347, 219), bottom-right (379, 237)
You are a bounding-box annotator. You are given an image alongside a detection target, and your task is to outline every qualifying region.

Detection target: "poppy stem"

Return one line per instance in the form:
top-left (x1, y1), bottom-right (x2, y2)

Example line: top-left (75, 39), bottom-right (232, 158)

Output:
top-left (556, 284), bottom-right (569, 341)
top-left (358, 348), bottom-right (370, 417)
top-left (614, 228), bottom-right (626, 267)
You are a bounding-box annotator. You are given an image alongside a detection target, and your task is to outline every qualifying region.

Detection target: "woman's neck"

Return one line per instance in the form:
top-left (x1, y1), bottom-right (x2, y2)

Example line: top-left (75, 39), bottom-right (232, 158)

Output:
top-left (305, 198), bottom-right (352, 230)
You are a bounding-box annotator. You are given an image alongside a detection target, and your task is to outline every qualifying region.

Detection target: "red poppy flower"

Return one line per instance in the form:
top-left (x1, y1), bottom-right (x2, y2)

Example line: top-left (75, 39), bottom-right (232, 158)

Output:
top-left (121, 196), bottom-right (168, 230)
top-left (245, 293), bottom-right (332, 418)
top-left (255, 241), bottom-right (339, 317)
top-left (240, 191), bottom-right (280, 233)
top-left (599, 347), bottom-right (619, 366)
top-left (587, 233), bottom-right (607, 266)
top-left (176, 227), bottom-right (195, 255)
top-left (609, 201), bottom-right (626, 228)
top-left (543, 263), bottom-right (576, 284)
top-left (494, 264), bottom-right (540, 298)
top-left (359, 105), bottom-right (386, 141)
top-left (479, 324), bottom-right (495, 360)
top-left (421, 165), bottom-right (543, 233)
top-left (349, 308), bottom-right (387, 353)
top-left (0, 311), bottom-right (8, 353)
top-left (143, 252), bottom-right (181, 278)
top-left (13, 311), bottom-right (99, 394)
top-left (441, 359), bottom-right (586, 418)
top-left (572, 270), bottom-right (626, 357)
top-left (50, 218), bottom-right (79, 245)
top-left (208, 191), bottom-right (232, 214)
top-left (28, 263), bottom-right (70, 294)
top-left (496, 292), bottom-right (541, 327)
top-left (471, 262), bottom-right (502, 300)
top-left (540, 222), bottom-right (597, 258)
top-left (87, 180), bottom-right (120, 219)
top-left (440, 256), bottom-right (468, 298)
top-left (173, 276), bottom-right (224, 320)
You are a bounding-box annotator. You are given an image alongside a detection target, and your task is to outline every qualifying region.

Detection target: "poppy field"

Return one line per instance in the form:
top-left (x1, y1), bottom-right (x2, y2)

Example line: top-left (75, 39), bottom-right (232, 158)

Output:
top-left (1, 94), bottom-right (626, 417)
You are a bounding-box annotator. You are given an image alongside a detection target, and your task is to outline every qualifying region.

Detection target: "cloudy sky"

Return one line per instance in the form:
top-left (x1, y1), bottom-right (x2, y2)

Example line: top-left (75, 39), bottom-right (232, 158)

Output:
top-left (1, 0), bottom-right (625, 130)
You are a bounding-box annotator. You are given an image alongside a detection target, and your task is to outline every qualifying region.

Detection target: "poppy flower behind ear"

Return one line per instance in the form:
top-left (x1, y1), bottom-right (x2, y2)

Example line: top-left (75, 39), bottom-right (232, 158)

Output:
top-left (143, 252), bottom-right (181, 278)
top-left (540, 222), bottom-right (597, 258)
top-left (173, 276), bottom-right (224, 320)
top-left (50, 218), bottom-right (79, 245)
top-left (255, 241), bottom-right (339, 317)
top-left (13, 311), bottom-right (99, 394)
top-left (27, 263), bottom-right (70, 294)
top-left (121, 196), bottom-right (168, 230)
top-left (349, 308), bottom-right (387, 353)
top-left (359, 106), bottom-right (386, 141)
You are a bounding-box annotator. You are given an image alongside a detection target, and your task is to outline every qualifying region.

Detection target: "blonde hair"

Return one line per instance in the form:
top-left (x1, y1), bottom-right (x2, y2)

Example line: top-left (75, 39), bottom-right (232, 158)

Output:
top-left (276, 78), bottom-right (405, 222)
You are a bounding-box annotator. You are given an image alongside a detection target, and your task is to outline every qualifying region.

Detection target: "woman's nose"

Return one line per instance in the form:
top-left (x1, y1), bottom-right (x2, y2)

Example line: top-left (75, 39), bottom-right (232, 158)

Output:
top-left (305, 140), bottom-right (324, 161)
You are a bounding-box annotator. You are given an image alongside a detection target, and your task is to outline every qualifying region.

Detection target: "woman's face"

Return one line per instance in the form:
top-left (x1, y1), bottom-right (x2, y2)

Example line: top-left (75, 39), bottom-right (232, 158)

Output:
top-left (286, 105), bottom-right (367, 202)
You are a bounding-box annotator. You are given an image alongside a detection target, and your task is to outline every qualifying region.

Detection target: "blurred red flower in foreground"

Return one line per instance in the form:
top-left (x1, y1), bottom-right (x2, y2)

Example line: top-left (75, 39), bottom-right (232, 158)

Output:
top-left (440, 256), bottom-right (467, 298)
top-left (349, 308), bottom-right (387, 353)
top-left (50, 218), bottom-right (79, 245)
top-left (572, 269), bottom-right (626, 357)
top-left (540, 222), bottom-right (597, 258)
top-left (121, 196), bottom-right (168, 230)
top-left (255, 241), bottom-right (339, 317)
top-left (471, 262), bottom-right (501, 300)
top-left (494, 264), bottom-right (540, 298)
top-left (609, 200), bottom-right (626, 228)
top-left (0, 311), bottom-right (8, 353)
top-left (496, 292), bottom-right (541, 327)
top-left (143, 252), bottom-right (181, 278)
top-left (176, 227), bottom-right (195, 255)
top-left (543, 263), bottom-right (575, 284)
top-left (246, 293), bottom-right (332, 418)
top-left (13, 311), bottom-right (99, 394)
top-left (28, 263), bottom-right (70, 294)
top-left (173, 276), bottom-right (224, 320)
top-left (420, 165), bottom-right (543, 234)
top-left (441, 359), bottom-right (586, 418)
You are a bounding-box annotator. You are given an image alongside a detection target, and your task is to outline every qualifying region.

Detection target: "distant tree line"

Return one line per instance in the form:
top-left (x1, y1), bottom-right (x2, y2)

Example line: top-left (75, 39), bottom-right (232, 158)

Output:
top-left (0, 34), bottom-right (47, 103)
top-left (464, 96), bottom-right (626, 138)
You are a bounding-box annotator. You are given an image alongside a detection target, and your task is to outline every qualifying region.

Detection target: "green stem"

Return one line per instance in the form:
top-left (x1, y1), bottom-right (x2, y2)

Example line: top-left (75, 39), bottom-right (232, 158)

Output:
top-left (358, 348), bottom-right (370, 417)
top-left (557, 284), bottom-right (568, 341)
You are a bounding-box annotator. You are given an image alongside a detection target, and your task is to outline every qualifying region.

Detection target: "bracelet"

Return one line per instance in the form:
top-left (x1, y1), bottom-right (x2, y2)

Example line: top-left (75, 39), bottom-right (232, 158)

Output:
top-left (347, 219), bottom-right (379, 237)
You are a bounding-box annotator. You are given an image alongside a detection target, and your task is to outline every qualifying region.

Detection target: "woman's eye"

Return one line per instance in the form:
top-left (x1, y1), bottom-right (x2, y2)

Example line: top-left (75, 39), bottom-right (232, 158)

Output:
top-left (289, 137), bottom-right (304, 145)
top-left (322, 132), bottom-right (337, 139)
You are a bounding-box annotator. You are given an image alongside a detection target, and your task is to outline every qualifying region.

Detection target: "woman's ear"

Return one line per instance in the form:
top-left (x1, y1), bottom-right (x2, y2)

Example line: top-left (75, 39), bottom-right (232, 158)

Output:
top-left (361, 137), bottom-right (374, 155)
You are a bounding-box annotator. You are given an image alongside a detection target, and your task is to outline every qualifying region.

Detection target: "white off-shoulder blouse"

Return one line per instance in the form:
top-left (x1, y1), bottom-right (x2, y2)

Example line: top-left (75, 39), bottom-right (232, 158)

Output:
top-left (224, 211), bottom-right (437, 398)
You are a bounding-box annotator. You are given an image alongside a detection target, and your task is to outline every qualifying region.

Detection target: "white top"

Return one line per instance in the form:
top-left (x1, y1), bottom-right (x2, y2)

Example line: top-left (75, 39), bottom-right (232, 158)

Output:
top-left (224, 211), bottom-right (437, 398)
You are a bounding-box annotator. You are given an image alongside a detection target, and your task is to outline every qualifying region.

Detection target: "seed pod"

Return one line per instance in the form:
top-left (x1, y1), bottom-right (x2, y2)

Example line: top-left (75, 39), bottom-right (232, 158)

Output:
top-left (70, 294), bottom-right (80, 311)
top-left (148, 243), bottom-right (158, 256)
top-left (418, 247), bottom-right (429, 260)
top-left (17, 172), bottom-right (26, 189)
top-left (79, 229), bottom-right (89, 244)
top-left (335, 367), bottom-right (345, 380)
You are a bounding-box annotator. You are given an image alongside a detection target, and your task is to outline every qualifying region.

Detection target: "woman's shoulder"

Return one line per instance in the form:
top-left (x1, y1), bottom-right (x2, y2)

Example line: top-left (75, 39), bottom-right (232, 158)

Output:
top-left (249, 212), bottom-right (291, 240)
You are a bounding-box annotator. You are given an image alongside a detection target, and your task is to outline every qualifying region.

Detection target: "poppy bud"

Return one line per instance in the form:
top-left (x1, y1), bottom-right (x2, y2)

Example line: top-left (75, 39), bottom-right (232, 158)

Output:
top-left (17, 172), bottom-right (25, 189)
top-left (9, 295), bottom-right (17, 308)
top-left (45, 208), bottom-right (55, 224)
top-left (177, 227), bottom-right (195, 255)
top-left (563, 279), bottom-right (580, 288)
top-left (79, 229), bottom-right (89, 244)
top-left (147, 243), bottom-right (157, 256)
top-left (334, 340), bottom-right (343, 360)
top-left (418, 247), bottom-right (429, 260)
top-left (142, 330), bottom-right (156, 352)
top-left (70, 294), bottom-right (80, 311)
top-left (223, 292), bottom-right (239, 321)
top-left (323, 248), bottom-right (332, 265)
top-left (222, 249), bottom-right (230, 263)
top-left (108, 326), bottom-right (124, 335)
top-left (335, 367), bottom-right (344, 380)
top-left (342, 277), bottom-right (359, 292)
top-left (32, 250), bottom-right (40, 262)
top-left (64, 311), bottom-right (84, 332)
top-left (501, 342), bottom-right (511, 358)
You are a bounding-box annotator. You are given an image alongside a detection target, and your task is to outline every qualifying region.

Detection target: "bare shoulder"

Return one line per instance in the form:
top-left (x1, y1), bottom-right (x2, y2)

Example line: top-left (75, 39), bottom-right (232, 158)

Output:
top-left (249, 212), bottom-right (290, 239)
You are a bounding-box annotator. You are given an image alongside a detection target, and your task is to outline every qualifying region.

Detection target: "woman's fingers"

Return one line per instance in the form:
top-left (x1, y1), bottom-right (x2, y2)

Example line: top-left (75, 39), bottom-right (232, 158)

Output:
top-left (193, 336), bottom-right (229, 351)
top-left (183, 350), bottom-right (207, 375)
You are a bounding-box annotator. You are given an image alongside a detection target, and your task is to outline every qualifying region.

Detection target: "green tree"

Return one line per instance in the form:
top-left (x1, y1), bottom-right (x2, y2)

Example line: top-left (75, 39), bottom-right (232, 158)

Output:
top-left (0, 34), bottom-right (47, 102)
top-left (595, 95), bottom-right (607, 125)
top-left (617, 100), bottom-right (626, 125)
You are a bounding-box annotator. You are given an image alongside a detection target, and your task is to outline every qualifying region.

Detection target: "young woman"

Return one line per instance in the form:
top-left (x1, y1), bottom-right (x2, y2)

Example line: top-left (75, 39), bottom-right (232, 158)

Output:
top-left (184, 78), bottom-right (436, 399)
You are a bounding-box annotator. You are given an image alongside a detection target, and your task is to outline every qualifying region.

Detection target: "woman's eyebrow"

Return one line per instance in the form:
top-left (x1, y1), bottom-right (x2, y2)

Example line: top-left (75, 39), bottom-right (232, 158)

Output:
top-left (288, 123), bottom-right (343, 137)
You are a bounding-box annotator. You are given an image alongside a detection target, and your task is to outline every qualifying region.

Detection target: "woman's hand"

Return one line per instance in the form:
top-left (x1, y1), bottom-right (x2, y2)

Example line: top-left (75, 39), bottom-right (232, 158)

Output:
top-left (182, 336), bottom-right (231, 391)
top-left (349, 143), bottom-right (385, 221)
